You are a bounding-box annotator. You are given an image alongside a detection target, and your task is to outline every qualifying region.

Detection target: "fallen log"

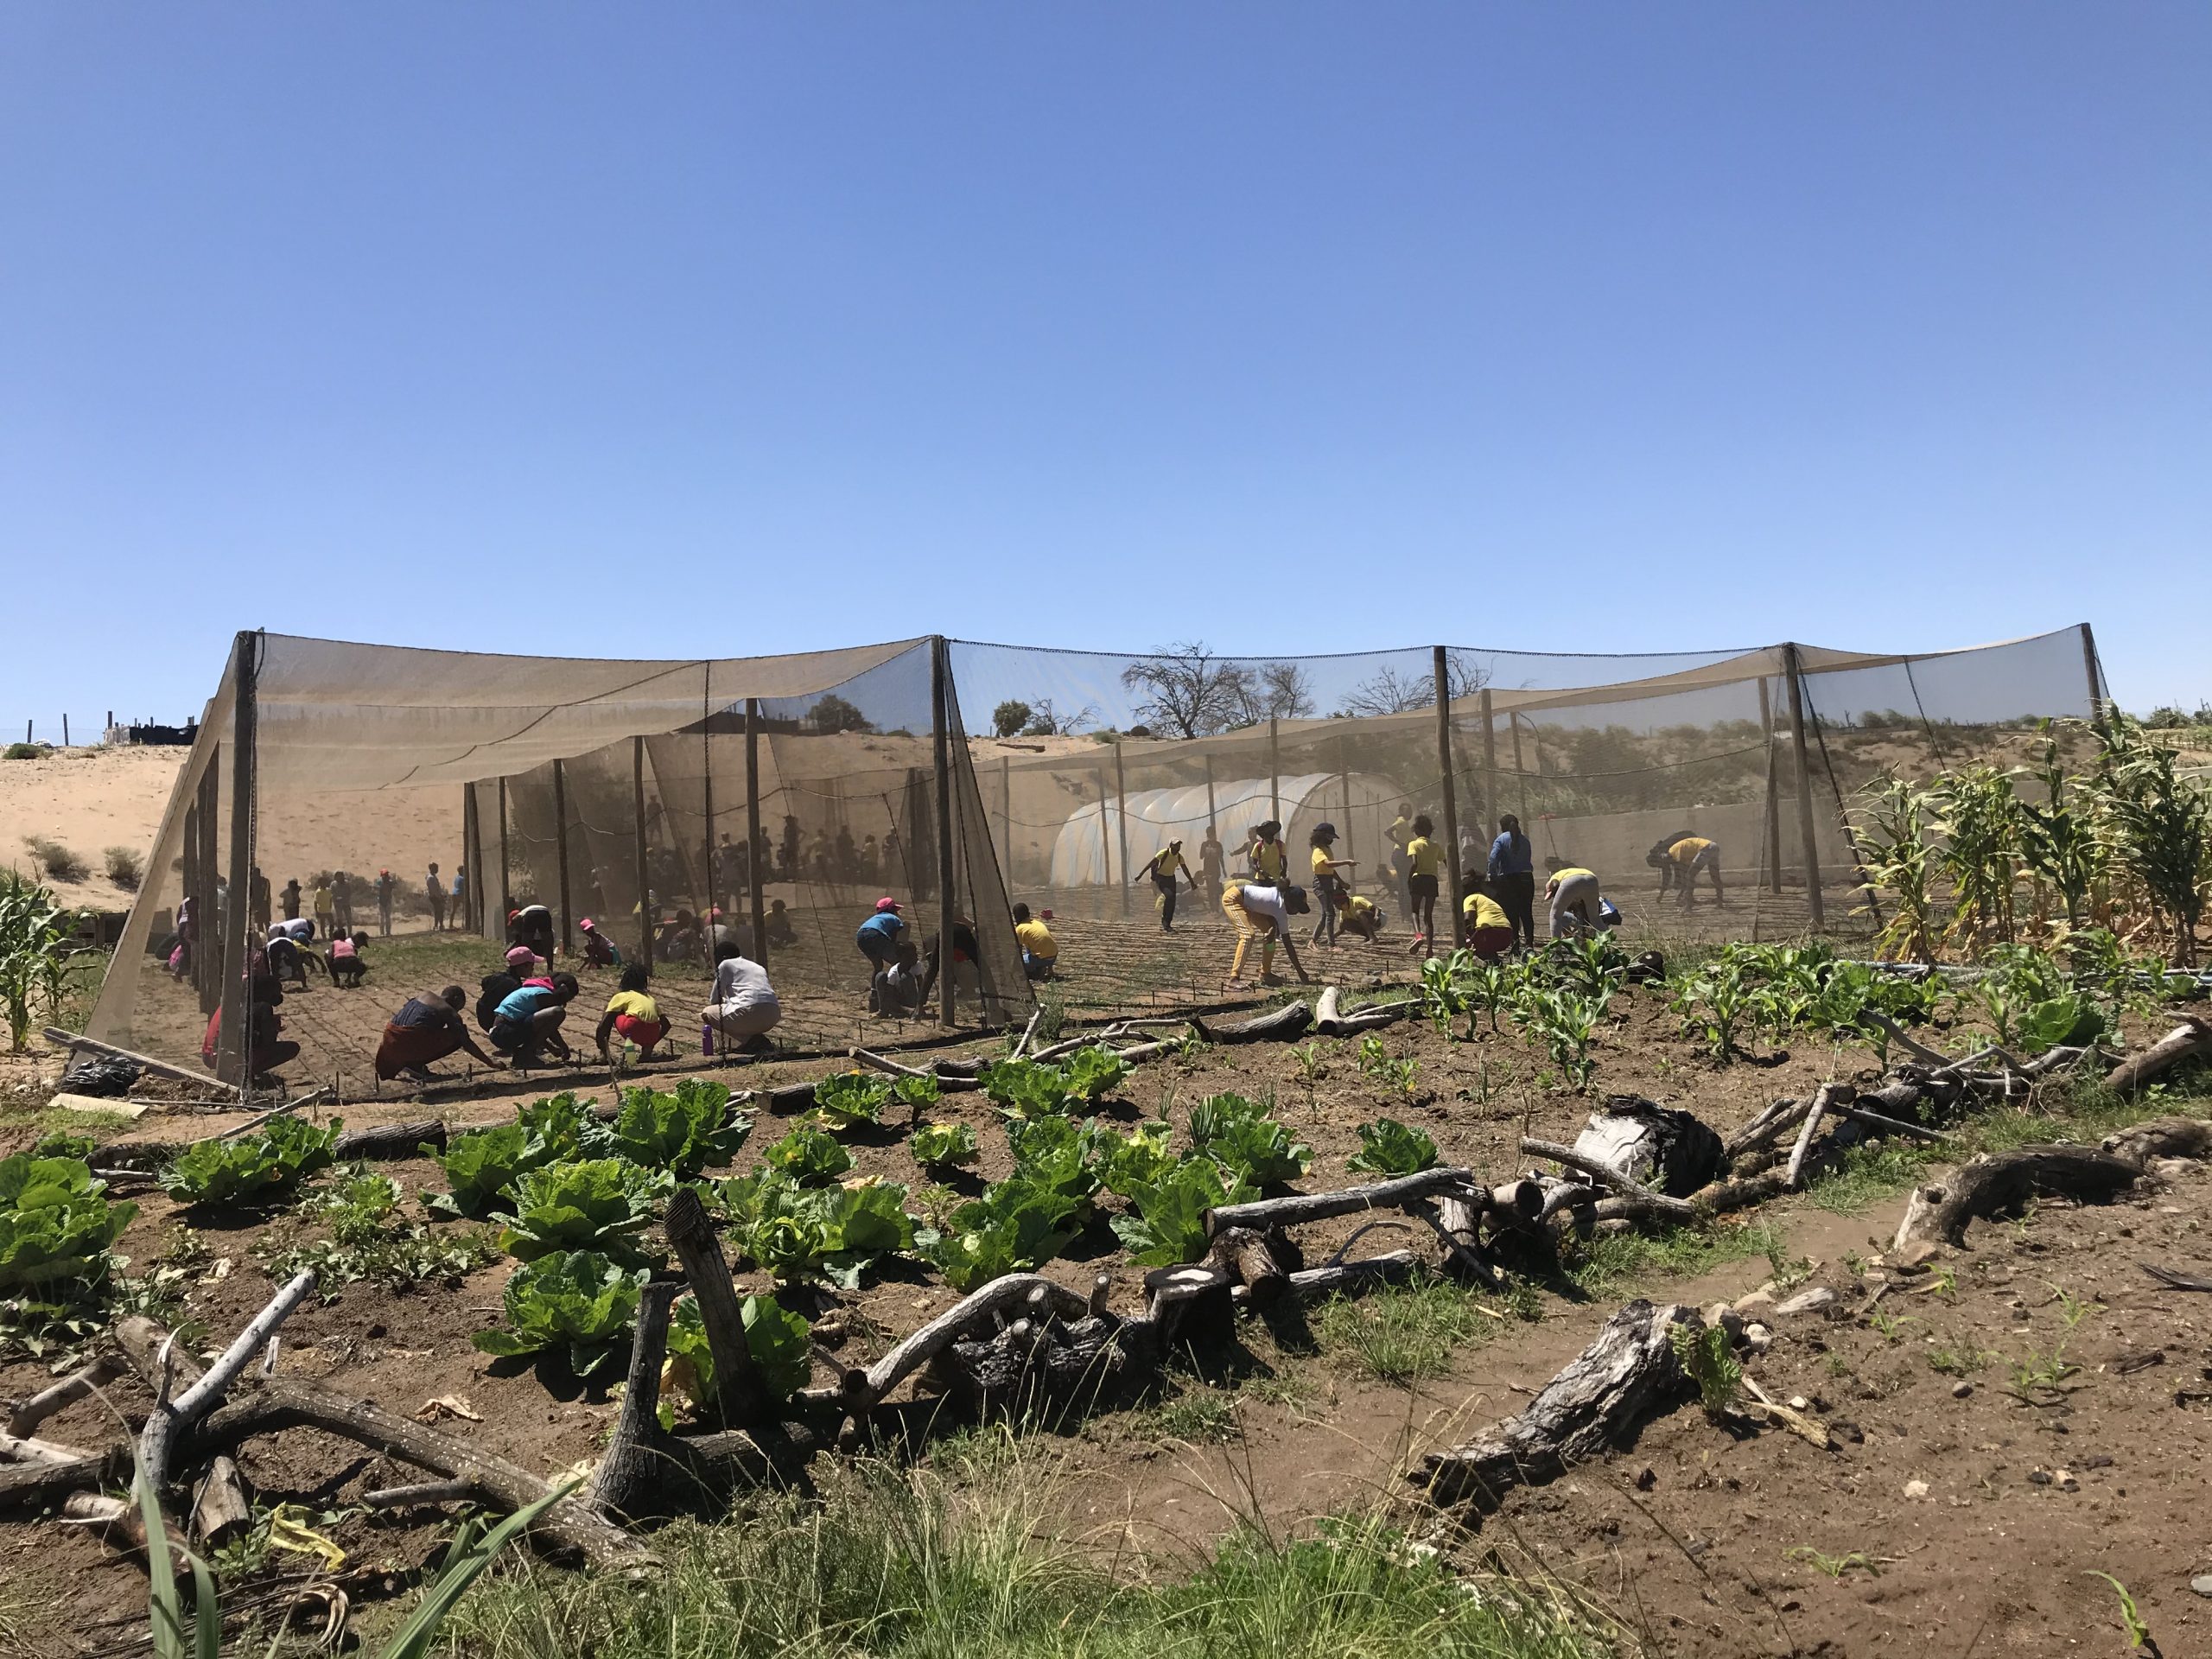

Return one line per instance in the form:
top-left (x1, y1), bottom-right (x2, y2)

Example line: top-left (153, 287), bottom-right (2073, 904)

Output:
top-left (1891, 1144), bottom-right (2145, 1251)
top-left (854, 1274), bottom-right (1102, 1412)
top-left (1205, 1167), bottom-right (1477, 1237)
top-left (189, 1456), bottom-right (252, 1545)
top-left (2105, 1018), bottom-right (2212, 1096)
top-left (1520, 1138), bottom-right (1695, 1220)
top-left (1827, 1100), bottom-right (1952, 1144)
top-left (1202, 1226), bottom-right (1294, 1311)
top-left (1416, 1300), bottom-right (1697, 1509)
top-left (0, 1451), bottom-right (124, 1507)
top-left (334, 1119), bottom-right (445, 1160)
top-left (1245, 1250), bottom-right (1418, 1304)
top-left (5, 1354), bottom-right (122, 1440)
top-left (2103, 1116), bottom-right (2212, 1167)
top-left (1313, 988), bottom-right (1416, 1038)
top-left (364, 1477), bottom-right (479, 1510)
top-left (1195, 1001), bottom-right (1313, 1046)
top-left (1689, 1167), bottom-right (1792, 1217)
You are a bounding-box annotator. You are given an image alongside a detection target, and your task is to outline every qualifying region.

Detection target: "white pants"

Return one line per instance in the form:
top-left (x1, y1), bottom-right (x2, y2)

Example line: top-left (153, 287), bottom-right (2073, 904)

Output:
top-left (702, 1000), bottom-right (781, 1039)
top-left (1548, 872), bottom-right (1603, 938)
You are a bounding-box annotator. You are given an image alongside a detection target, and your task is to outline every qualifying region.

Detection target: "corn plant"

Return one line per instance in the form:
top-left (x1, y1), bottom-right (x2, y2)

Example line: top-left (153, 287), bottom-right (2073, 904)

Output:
top-left (2097, 716), bottom-right (2211, 966)
top-left (1930, 765), bottom-right (2021, 950)
top-left (2016, 725), bottom-right (2105, 931)
top-left (1852, 777), bottom-right (1939, 964)
top-left (0, 871), bottom-right (73, 1053)
top-left (1513, 983), bottom-right (1607, 1090)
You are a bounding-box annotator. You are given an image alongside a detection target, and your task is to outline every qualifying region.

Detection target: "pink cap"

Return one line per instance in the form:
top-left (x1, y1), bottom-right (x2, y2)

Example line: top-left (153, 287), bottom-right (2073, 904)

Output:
top-left (875, 896), bottom-right (902, 912)
top-left (579, 917), bottom-right (595, 931)
top-left (505, 945), bottom-right (536, 969)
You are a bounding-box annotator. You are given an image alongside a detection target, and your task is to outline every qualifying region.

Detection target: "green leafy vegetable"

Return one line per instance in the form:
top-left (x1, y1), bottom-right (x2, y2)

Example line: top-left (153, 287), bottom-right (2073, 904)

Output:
top-left (721, 1169), bottom-right (920, 1287)
top-left (979, 1057), bottom-right (1073, 1118)
top-left (607, 1077), bottom-right (752, 1175)
top-left (760, 1123), bottom-right (854, 1185)
top-left (0, 1154), bottom-right (137, 1294)
top-left (1006, 1115), bottom-right (1101, 1206)
top-left (490, 1158), bottom-right (669, 1264)
top-left (891, 1074), bottom-right (943, 1109)
top-left (161, 1116), bottom-right (340, 1206)
top-left (1346, 1118), bottom-right (1440, 1176)
top-left (909, 1122), bottom-right (980, 1168)
top-left (471, 1249), bottom-right (647, 1376)
top-left (1086, 1119), bottom-right (1179, 1198)
top-left (2017, 993), bottom-right (2108, 1055)
top-left (1058, 1046), bottom-right (1129, 1103)
top-left (814, 1072), bottom-right (895, 1128)
top-left (664, 1291), bottom-right (814, 1412)
top-left (1188, 1092), bottom-right (1312, 1186)
top-left (1110, 1160), bottom-right (1254, 1267)
top-left (923, 1178), bottom-right (1089, 1291)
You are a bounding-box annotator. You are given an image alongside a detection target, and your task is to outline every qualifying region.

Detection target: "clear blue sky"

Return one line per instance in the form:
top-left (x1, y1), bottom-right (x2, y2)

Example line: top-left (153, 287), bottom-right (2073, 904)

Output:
top-left (2, 3), bottom-right (2205, 734)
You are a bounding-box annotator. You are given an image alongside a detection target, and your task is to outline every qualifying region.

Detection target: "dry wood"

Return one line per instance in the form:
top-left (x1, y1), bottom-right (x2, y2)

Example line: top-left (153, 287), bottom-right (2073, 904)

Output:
top-left (665, 1185), bottom-right (768, 1425)
top-left (137, 1270), bottom-right (316, 1501)
top-left (1205, 1166), bottom-right (1478, 1236)
top-left (1739, 1375), bottom-right (1833, 1450)
top-left (1724, 1096), bottom-right (1808, 1157)
top-left (214, 1087), bottom-right (332, 1142)
top-left (189, 1455), bottom-right (252, 1545)
top-left (1194, 1001), bottom-right (1314, 1045)
top-left (1313, 986), bottom-right (1343, 1030)
top-left (855, 1274), bottom-right (1096, 1410)
top-left (1203, 1226), bottom-right (1290, 1310)
top-left (2103, 1116), bottom-right (2212, 1167)
top-left (1827, 1100), bottom-right (1951, 1143)
top-left (42, 1027), bottom-right (237, 1094)
top-left (850, 1047), bottom-right (930, 1080)
top-left (0, 1451), bottom-right (123, 1507)
top-left (0, 1428), bottom-right (99, 1464)
top-left (1109, 1039), bottom-right (1180, 1065)
top-left (1689, 1167), bottom-right (1791, 1217)
top-left (589, 1281), bottom-right (680, 1522)
top-left (1785, 1084), bottom-right (1852, 1189)
top-left (5, 1354), bottom-right (122, 1440)
top-left (1416, 1300), bottom-right (1698, 1508)
top-left (1408, 1198), bottom-right (1500, 1287)
top-left (1244, 1251), bottom-right (1418, 1304)
top-left (1520, 1138), bottom-right (1695, 1219)
top-left (1891, 1143), bottom-right (2145, 1251)
top-left (364, 1477), bottom-right (480, 1509)
top-left (1010, 1008), bottom-right (1042, 1060)
top-left (1858, 1011), bottom-right (1952, 1069)
top-left (333, 1119), bottom-right (445, 1160)
top-left (2105, 1018), bottom-right (2212, 1096)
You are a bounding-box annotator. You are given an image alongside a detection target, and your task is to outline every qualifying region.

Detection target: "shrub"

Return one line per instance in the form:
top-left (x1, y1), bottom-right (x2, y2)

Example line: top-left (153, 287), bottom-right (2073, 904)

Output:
top-left (21, 836), bottom-right (86, 884)
top-left (102, 846), bottom-right (143, 892)
top-left (3, 743), bottom-right (46, 760)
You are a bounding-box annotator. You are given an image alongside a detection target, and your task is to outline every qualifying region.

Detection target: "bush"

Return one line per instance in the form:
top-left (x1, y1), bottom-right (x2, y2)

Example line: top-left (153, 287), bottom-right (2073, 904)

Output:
top-left (102, 846), bottom-right (143, 892)
top-left (3, 743), bottom-right (47, 761)
top-left (22, 836), bottom-right (86, 884)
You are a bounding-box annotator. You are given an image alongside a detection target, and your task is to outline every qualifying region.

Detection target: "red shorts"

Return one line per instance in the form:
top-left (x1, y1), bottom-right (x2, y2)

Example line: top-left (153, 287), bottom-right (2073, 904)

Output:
top-left (613, 1014), bottom-right (668, 1048)
top-left (1468, 925), bottom-right (1515, 960)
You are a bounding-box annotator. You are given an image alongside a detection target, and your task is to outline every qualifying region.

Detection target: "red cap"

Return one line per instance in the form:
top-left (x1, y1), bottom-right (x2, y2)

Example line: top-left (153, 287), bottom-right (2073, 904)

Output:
top-left (875, 896), bottom-right (902, 912)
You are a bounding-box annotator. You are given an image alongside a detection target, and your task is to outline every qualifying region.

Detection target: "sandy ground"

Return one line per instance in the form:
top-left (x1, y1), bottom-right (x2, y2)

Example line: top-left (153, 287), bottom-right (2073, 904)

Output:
top-left (0, 747), bottom-right (185, 911)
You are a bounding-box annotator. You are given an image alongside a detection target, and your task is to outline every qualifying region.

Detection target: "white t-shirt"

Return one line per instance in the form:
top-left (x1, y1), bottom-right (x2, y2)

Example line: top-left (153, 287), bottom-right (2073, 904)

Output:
top-left (267, 918), bottom-right (315, 944)
top-left (1234, 884), bottom-right (1289, 932)
top-left (711, 954), bottom-right (779, 1014)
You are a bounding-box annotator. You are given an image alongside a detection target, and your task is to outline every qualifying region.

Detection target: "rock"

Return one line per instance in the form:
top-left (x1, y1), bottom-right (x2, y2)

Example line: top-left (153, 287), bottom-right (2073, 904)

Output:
top-left (1742, 1323), bottom-right (1772, 1354)
top-left (1891, 1239), bottom-right (1943, 1270)
top-left (1903, 1478), bottom-right (1929, 1499)
top-left (1773, 1287), bottom-right (1839, 1319)
top-left (1732, 1288), bottom-right (1777, 1320)
top-left (2152, 1158), bottom-right (2196, 1181)
top-left (2190, 1574), bottom-right (2212, 1599)
top-left (1952, 1381), bottom-right (1973, 1400)
top-left (1635, 1466), bottom-right (1656, 1491)
top-left (1701, 1302), bottom-right (1745, 1341)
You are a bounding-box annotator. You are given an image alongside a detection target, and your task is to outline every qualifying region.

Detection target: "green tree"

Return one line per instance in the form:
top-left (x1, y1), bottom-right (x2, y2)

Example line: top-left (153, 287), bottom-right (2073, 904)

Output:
top-left (992, 700), bottom-right (1033, 738)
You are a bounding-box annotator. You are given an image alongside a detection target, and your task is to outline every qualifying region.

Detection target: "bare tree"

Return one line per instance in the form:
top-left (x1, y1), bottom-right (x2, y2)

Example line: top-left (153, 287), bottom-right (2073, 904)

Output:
top-left (1022, 697), bottom-right (1097, 736)
top-left (1226, 661), bottom-right (1317, 728)
top-left (1339, 652), bottom-right (1491, 718)
top-left (1120, 642), bottom-right (1254, 739)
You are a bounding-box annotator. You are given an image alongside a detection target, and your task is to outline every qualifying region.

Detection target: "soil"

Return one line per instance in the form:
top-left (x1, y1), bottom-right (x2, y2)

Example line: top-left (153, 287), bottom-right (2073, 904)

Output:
top-left (4, 978), bottom-right (2209, 1656)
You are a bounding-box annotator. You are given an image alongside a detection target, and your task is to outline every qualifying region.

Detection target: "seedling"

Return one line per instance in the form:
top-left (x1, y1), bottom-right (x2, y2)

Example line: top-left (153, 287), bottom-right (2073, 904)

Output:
top-left (2087, 1571), bottom-right (2155, 1653)
top-left (1786, 1547), bottom-right (1879, 1580)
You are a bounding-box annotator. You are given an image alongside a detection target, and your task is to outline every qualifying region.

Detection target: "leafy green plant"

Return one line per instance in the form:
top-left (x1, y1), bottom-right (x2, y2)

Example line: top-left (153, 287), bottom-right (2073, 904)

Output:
top-left (1514, 983), bottom-right (1608, 1090)
top-left (1188, 1092), bottom-right (1312, 1186)
top-left (665, 1292), bottom-right (814, 1411)
top-left (922, 1177), bottom-right (1090, 1290)
top-left (814, 1071), bottom-right (895, 1128)
top-left (1346, 1118), bottom-right (1440, 1176)
top-left (261, 1171), bottom-right (498, 1293)
top-left (908, 1122), bottom-right (980, 1168)
top-left (892, 1073), bottom-right (943, 1109)
top-left (1931, 765), bottom-right (2022, 950)
top-left (761, 1123), bottom-right (855, 1185)
top-left (0, 1154), bottom-right (137, 1294)
top-left (1060, 1046), bottom-right (1130, 1103)
top-left (472, 1249), bottom-right (648, 1376)
top-left (1853, 776), bottom-right (1940, 963)
top-left (980, 1057), bottom-right (1074, 1117)
top-left (2088, 1571), bottom-right (2155, 1652)
top-left (490, 1158), bottom-right (669, 1264)
top-left (721, 1168), bottom-right (920, 1287)
top-left (1354, 1033), bottom-right (1419, 1098)
top-left (161, 1116), bottom-right (340, 1206)
top-left (1111, 1160), bottom-right (1254, 1267)
top-left (1668, 1318), bottom-right (1741, 1417)
top-left (2016, 725), bottom-right (2105, 931)
top-left (607, 1078), bottom-right (751, 1175)
top-left (1005, 1115), bottom-right (1101, 1206)
top-left (429, 1123), bottom-right (558, 1219)
top-left (1085, 1119), bottom-right (1179, 1198)
top-left (2098, 717), bottom-right (2210, 966)
top-left (0, 871), bottom-right (76, 1052)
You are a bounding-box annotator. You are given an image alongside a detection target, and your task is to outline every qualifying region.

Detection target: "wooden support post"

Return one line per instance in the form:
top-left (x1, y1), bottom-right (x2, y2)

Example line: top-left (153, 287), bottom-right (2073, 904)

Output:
top-left (1510, 715), bottom-right (1529, 823)
top-left (929, 637), bottom-right (959, 1028)
top-left (181, 798), bottom-right (200, 998)
top-left (215, 632), bottom-right (257, 1091)
top-left (1479, 688), bottom-right (1497, 840)
top-left (1758, 675), bottom-right (1782, 894)
top-left (999, 755), bottom-right (1011, 883)
top-left (1338, 736), bottom-right (1355, 865)
top-left (1433, 646), bottom-right (1464, 947)
top-left (2080, 622), bottom-right (2105, 726)
top-left (1204, 751), bottom-right (1217, 852)
top-left (61, 714), bottom-right (68, 748)
top-left (1096, 766), bottom-right (1116, 900)
top-left (497, 779), bottom-right (512, 921)
top-left (552, 758), bottom-right (575, 957)
top-left (746, 699), bottom-right (766, 963)
top-left (701, 669), bottom-right (716, 915)
top-left (1113, 737), bottom-right (1133, 922)
top-left (194, 757), bottom-right (220, 1013)
top-left (1783, 644), bottom-right (1826, 929)
top-left (1268, 715), bottom-right (1281, 823)
top-left (633, 738), bottom-right (652, 969)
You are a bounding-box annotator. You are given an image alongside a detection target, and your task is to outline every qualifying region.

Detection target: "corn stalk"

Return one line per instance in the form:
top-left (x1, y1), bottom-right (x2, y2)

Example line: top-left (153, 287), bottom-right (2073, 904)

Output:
top-left (1851, 777), bottom-right (1939, 964)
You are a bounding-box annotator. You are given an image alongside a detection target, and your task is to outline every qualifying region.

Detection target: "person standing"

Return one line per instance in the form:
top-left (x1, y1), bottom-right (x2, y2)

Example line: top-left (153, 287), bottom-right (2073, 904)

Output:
top-left (1135, 840), bottom-right (1198, 931)
top-left (1249, 821), bottom-right (1288, 885)
top-left (375, 869), bottom-right (396, 936)
top-left (426, 862), bottom-right (446, 931)
top-left (311, 878), bottom-right (335, 938)
top-left (1403, 814), bottom-right (1442, 956)
top-left (1307, 823), bottom-right (1355, 947)
top-left (1488, 815), bottom-right (1537, 950)
top-left (280, 877), bottom-right (302, 922)
top-left (1198, 824), bottom-right (1225, 898)
top-left (249, 867), bottom-right (271, 932)
top-left (453, 864), bottom-right (468, 929)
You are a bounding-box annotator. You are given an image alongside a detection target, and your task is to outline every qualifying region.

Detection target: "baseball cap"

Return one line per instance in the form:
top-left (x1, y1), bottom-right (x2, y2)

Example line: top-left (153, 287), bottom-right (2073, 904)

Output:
top-left (875, 896), bottom-right (902, 912)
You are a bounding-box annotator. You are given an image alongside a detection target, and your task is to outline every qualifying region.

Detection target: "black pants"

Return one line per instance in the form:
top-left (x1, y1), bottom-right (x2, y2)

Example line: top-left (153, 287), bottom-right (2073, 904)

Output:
top-left (1312, 874), bottom-right (1342, 944)
top-left (1497, 872), bottom-right (1537, 947)
top-left (1154, 874), bottom-right (1179, 930)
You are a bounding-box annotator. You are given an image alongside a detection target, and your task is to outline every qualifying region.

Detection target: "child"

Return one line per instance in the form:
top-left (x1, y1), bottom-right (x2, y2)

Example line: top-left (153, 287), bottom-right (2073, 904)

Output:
top-left (596, 963), bottom-right (668, 1062)
top-left (488, 972), bottom-right (579, 1066)
top-left (1308, 823), bottom-right (1355, 946)
top-left (1335, 888), bottom-right (1385, 943)
top-left (1013, 903), bottom-right (1058, 981)
top-left (328, 930), bottom-right (371, 988)
top-left (1403, 814), bottom-right (1441, 956)
top-left (873, 939), bottom-right (925, 1017)
top-left (579, 917), bottom-right (621, 968)
top-left (1461, 883), bottom-right (1513, 961)
top-left (765, 899), bottom-right (798, 948)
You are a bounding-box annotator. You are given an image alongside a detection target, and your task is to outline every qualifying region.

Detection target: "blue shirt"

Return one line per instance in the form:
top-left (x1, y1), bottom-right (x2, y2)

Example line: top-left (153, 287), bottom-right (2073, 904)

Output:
top-left (1488, 832), bottom-right (1534, 879)
top-left (857, 912), bottom-right (905, 944)
top-left (493, 985), bottom-right (557, 1024)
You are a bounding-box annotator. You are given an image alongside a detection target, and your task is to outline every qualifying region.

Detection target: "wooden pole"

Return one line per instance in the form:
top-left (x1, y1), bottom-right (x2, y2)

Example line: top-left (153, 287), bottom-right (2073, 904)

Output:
top-left (745, 699), bottom-right (766, 965)
top-left (1268, 715), bottom-right (1281, 823)
top-left (1510, 715), bottom-right (1529, 823)
top-left (1478, 688), bottom-right (1497, 841)
top-left (1433, 646), bottom-right (1464, 948)
top-left (461, 783), bottom-right (480, 933)
top-left (1204, 751), bottom-right (1217, 850)
top-left (61, 714), bottom-right (68, 747)
top-left (552, 758), bottom-right (575, 957)
top-left (929, 638), bottom-right (959, 1028)
top-left (194, 754), bottom-right (220, 1013)
top-left (215, 632), bottom-right (257, 1091)
top-left (1758, 675), bottom-right (1782, 893)
top-left (633, 738), bottom-right (652, 969)
top-left (1113, 738), bottom-right (1133, 921)
top-left (1338, 736), bottom-right (1355, 865)
top-left (1096, 765), bottom-right (1115, 899)
top-left (497, 779), bottom-right (512, 922)
top-left (2080, 623), bottom-right (2105, 726)
top-left (701, 669), bottom-right (716, 916)
top-left (999, 755), bottom-right (1012, 886)
top-left (1783, 644), bottom-right (1826, 929)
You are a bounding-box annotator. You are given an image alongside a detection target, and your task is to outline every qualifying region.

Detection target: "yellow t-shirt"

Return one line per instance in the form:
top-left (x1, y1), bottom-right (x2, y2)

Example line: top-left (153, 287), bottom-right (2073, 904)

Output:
top-left (1462, 891), bottom-right (1508, 931)
top-left (1344, 894), bottom-right (1378, 925)
top-left (606, 989), bottom-right (660, 1022)
top-left (1252, 840), bottom-right (1287, 881)
top-left (311, 887), bottom-right (333, 918)
top-left (1014, 918), bottom-right (1057, 960)
top-left (1669, 836), bottom-right (1713, 866)
top-left (1552, 867), bottom-right (1596, 886)
top-left (1311, 845), bottom-right (1344, 878)
top-left (1406, 836), bottom-right (1441, 878)
top-left (1148, 848), bottom-right (1189, 881)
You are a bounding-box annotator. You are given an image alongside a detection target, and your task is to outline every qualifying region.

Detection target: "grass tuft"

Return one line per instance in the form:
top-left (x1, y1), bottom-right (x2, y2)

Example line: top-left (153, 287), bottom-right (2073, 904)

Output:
top-left (1313, 1272), bottom-right (1499, 1385)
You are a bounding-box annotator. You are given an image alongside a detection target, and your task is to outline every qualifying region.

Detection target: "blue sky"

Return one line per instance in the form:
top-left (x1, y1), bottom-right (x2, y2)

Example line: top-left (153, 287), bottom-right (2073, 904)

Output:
top-left (2, 3), bottom-right (2205, 734)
